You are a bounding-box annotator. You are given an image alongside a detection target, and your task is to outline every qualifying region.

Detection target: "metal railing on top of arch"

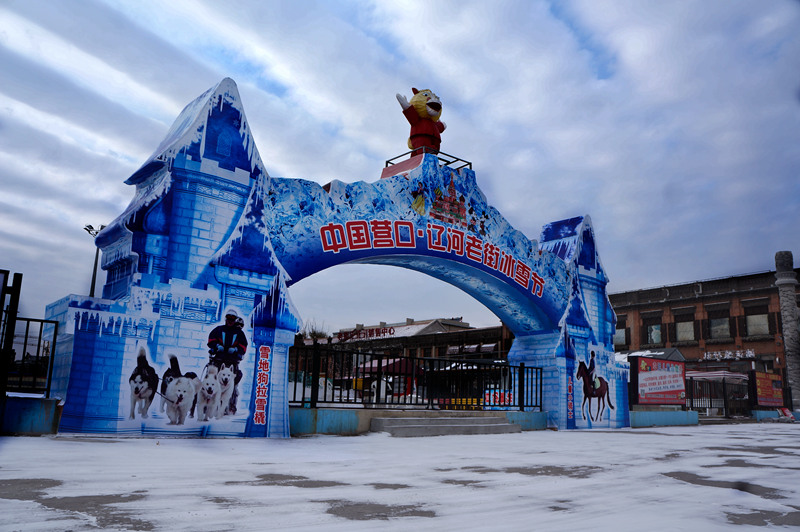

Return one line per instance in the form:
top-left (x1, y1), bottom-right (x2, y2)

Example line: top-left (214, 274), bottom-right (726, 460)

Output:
top-left (385, 148), bottom-right (472, 171)
top-left (288, 344), bottom-right (542, 411)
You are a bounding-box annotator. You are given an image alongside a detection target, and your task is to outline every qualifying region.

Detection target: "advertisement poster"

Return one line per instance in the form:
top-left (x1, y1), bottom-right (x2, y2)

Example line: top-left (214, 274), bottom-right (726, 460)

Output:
top-left (634, 357), bottom-right (685, 405)
top-left (484, 389), bottom-right (514, 410)
top-left (752, 371), bottom-right (783, 407)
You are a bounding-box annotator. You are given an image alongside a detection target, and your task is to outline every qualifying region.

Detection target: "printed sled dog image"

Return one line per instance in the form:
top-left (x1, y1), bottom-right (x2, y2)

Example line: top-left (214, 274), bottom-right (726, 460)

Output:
top-left (165, 375), bottom-right (200, 425)
top-left (216, 363), bottom-right (236, 418)
top-left (129, 348), bottom-right (158, 419)
top-left (160, 354), bottom-right (184, 413)
top-left (196, 365), bottom-right (220, 422)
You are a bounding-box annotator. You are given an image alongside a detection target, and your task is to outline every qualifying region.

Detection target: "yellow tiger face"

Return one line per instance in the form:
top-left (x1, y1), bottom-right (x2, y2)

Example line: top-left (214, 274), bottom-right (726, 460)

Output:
top-left (410, 88), bottom-right (442, 122)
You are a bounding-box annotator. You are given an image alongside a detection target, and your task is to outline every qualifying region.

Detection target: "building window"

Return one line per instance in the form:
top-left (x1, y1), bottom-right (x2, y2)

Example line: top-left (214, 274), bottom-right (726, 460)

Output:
top-left (646, 323), bottom-right (662, 344)
top-left (672, 308), bottom-right (696, 343)
top-left (613, 328), bottom-right (626, 347)
top-left (641, 314), bottom-right (663, 345)
top-left (745, 314), bottom-right (769, 336)
top-left (676, 321), bottom-right (695, 342)
top-left (216, 131), bottom-right (232, 156)
top-left (614, 316), bottom-right (628, 348)
top-left (707, 310), bottom-right (731, 339)
top-left (742, 302), bottom-right (770, 337)
top-left (709, 318), bottom-right (730, 339)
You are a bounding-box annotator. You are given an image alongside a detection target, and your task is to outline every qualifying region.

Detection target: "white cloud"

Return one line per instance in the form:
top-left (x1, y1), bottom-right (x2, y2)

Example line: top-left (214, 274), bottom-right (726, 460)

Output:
top-left (0, 0), bottom-right (798, 328)
top-left (0, 6), bottom-right (182, 122)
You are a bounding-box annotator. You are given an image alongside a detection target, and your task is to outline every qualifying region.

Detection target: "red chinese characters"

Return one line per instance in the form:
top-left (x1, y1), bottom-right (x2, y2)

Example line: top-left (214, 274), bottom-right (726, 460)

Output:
top-left (370, 220), bottom-right (395, 248)
top-left (499, 252), bottom-right (515, 278)
top-left (447, 227), bottom-right (465, 255)
top-left (320, 220), bottom-right (415, 252)
top-left (513, 262), bottom-right (531, 289)
top-left (531, 272), bottom-right (545, 297)
top-left (318, 218), bottom-right (546, 298)
top-left (252, 345), bottom-right (271, 426)
top-left (346, 221), bottom-right (371, 250)
top-left (567, 376), bottom-right (574, 420)
top-left (483, 243), bottom-right (500, 270)
top-left (465, 234), bottom-right (483, 262)
top-left (426, 223), bottom-right (446, 251)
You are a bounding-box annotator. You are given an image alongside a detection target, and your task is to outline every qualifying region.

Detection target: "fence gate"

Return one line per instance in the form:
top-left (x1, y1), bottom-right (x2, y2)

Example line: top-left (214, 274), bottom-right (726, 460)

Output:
top-left (1, 270), bottom-right (59, 398)
top-left (686, 377), bottom-right (749, 417)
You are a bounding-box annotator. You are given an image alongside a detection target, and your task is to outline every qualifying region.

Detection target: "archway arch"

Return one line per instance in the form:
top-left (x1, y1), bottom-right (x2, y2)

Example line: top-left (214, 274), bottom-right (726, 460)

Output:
top-left (47, 78), bottom-right (628, 438)
top-left (289, 263), bottom-right (503, 333)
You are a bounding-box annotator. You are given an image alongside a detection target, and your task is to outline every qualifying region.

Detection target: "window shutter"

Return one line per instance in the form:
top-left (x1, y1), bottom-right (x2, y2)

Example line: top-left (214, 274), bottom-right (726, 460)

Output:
top-left (768, 313), bottom-right (777, 335)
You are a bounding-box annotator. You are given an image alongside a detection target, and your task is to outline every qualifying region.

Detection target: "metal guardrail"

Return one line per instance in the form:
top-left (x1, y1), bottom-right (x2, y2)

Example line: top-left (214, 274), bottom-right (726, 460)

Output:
top-left (1, 316), bottom-right (58, 397)
top-left (289, 344), bottom-right (542, 411)
top-left (385, 148), bottom-right (472, 170)
top-left (685, 377), bottom-right (750, 417)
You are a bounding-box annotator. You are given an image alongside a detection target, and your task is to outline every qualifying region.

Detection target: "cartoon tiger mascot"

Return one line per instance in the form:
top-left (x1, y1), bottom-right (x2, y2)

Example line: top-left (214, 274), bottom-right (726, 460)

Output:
top-left (396, 88), bottom-right (446, 156)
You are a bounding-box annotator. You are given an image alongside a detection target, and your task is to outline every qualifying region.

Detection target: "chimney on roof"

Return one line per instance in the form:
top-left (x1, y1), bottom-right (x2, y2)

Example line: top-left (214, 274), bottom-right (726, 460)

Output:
top-left (406, 318), bottom-right (414, 325)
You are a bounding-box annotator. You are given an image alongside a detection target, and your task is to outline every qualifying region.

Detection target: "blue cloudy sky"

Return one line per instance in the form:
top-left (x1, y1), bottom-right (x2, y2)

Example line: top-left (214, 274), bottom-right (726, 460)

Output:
top-left (1, 0), bottom-right (799, 332)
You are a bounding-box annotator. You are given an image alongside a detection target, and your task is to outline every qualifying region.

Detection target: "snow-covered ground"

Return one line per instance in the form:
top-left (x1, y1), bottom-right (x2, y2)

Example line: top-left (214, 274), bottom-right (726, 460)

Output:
top-left (1, 423), bottom-right (799, 531)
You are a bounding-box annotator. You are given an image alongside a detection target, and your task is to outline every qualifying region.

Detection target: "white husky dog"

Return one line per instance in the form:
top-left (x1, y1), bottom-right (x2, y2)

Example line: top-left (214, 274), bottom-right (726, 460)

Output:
top-left (196, 365), bottom-right (220, 422)
top-left (165, 375), bottom-right (199, 425)
top-left (216, 363), bottom-right (236, 418)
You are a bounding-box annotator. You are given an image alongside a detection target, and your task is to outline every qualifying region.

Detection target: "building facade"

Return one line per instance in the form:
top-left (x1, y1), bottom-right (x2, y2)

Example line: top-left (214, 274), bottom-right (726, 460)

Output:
top-left (609, 259), bottom-right (800, 376)
top-left (307, 317), bottom-right (515, 361)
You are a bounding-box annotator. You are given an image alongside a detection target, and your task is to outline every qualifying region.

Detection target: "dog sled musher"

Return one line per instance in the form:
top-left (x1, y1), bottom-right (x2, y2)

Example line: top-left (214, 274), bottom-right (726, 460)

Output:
top-left (207, 310), bottom-right (248, 415)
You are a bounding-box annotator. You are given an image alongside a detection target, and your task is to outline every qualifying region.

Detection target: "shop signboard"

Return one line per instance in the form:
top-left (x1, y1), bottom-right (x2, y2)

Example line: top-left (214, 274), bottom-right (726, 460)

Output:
top-left (630, 356), bottom-right (686, 406)
top-left (750, 371), bottom-right (783, 408)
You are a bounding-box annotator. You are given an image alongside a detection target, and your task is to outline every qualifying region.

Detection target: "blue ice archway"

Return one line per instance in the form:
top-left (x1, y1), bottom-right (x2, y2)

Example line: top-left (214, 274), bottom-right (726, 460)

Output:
top-left (46, 78), bottom-right (629, 438)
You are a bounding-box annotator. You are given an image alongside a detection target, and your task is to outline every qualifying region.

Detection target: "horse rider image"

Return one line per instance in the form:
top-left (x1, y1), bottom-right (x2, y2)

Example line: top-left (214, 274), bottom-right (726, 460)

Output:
top-left (207, 309), bottom-right (248, 413)
top-left (588, 351), bottom-right (599, 391)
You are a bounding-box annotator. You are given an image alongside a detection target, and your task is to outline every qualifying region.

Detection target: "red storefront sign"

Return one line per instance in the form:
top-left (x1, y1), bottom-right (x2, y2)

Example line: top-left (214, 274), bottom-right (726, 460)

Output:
top-left (633, 357), bottom-right (686, 405)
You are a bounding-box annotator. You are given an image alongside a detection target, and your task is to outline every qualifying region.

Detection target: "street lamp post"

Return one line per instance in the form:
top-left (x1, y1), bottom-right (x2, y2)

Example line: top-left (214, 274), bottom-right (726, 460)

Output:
top-left (84, 224), bottom-right (106, 298)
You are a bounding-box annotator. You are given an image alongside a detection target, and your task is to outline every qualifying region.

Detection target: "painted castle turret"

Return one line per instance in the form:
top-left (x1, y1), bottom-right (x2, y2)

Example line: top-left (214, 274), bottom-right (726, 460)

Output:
top-left (47, 79), bottom-right (300, 437)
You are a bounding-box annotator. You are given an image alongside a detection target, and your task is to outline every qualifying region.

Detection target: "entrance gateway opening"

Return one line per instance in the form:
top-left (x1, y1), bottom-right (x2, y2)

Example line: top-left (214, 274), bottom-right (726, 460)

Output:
top-left (46, 78), bottom-right (629, 437)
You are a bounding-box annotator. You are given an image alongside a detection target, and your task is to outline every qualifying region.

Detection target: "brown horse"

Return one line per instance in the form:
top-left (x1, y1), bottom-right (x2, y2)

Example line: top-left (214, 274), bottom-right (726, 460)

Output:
top-left (576, 361), bottom-right (614, 422)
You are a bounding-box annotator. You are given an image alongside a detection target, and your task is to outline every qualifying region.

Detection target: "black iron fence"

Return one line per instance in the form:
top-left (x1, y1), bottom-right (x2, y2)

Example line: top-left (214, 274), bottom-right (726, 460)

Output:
top-left (385, 148), bottom-right (472, 171)
top-left (1, 316), bottom-right (58, 396)
top-left (289, 344), bottom-right (542, 411)
top-left (2, 270), bottom-right (58, 398)
top-left (685, 377), bottom-right (752, 417)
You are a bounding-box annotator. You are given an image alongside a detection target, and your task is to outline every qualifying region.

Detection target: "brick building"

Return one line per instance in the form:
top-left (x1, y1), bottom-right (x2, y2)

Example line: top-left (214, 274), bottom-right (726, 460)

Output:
top-left (609, 257), bottom-right (800, 375)
top-left (307, 317), bottom-right (515, 361)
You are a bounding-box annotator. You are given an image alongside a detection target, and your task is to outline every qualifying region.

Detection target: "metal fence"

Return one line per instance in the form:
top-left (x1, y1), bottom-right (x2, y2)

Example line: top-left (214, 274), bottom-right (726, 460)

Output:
top-left (685, 377), bottom-right (750, 417)
top-left (1, 315), bottom-right (58, 396)
top-left (289, 344), bottom-right (542, 411)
